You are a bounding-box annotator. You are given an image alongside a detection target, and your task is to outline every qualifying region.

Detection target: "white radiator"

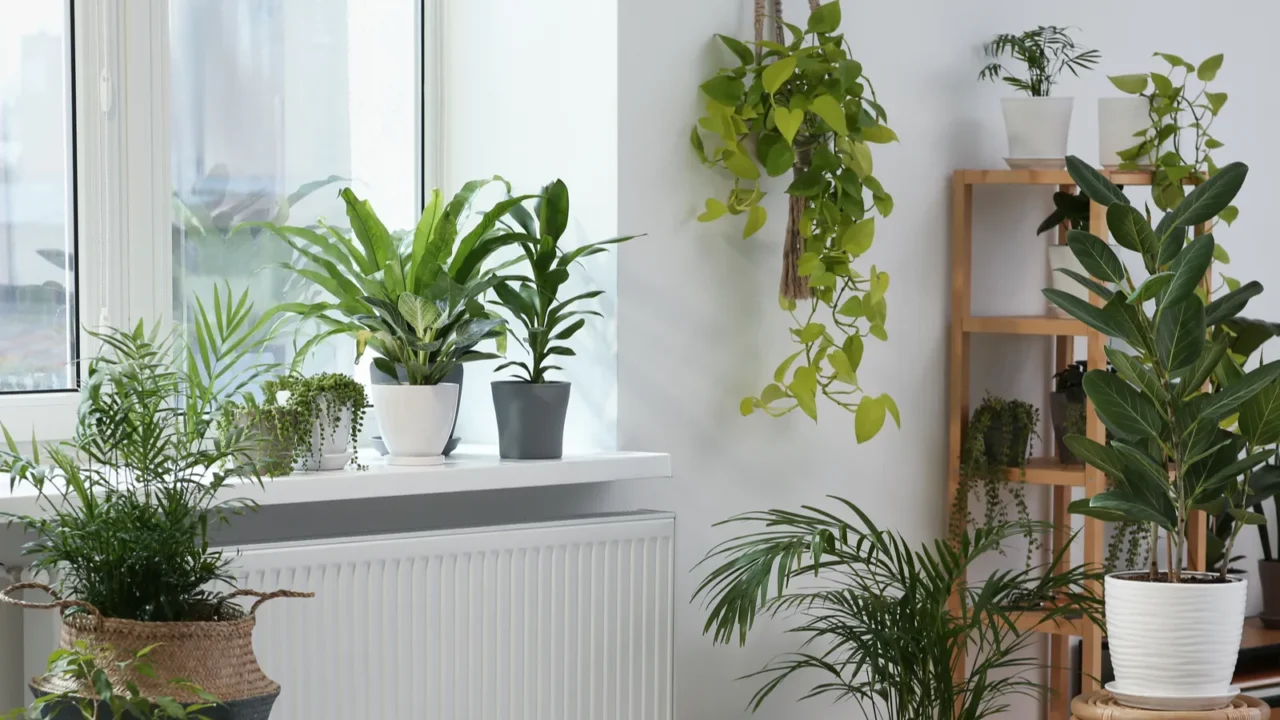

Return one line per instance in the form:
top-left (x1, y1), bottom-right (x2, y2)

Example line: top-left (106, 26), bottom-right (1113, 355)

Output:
top-left (233, 512), bottom-right (675, 720)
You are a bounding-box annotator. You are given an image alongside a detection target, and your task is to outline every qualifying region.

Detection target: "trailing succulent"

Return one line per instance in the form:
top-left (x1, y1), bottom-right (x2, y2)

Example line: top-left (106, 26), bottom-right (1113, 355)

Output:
top-left (952, 393), bottom-right (1040, 561)
top-left (691, 0), bottom-right (900, 443)
top-left (1051, 156), bottom-right (1280, 582)
top-left (220, 372), bottom-right (369, 475)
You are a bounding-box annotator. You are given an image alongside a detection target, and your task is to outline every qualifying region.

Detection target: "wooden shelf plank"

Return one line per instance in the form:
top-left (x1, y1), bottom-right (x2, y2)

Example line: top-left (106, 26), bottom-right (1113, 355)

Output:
top-left (958, 169), bottom-right (1166, 187)
top-left (1012, 610), bottom-right (1085, 636)
top-left (1005, 457), bottom-right (1086, 488)
top-left (961, 315), bottom-right (1089, 337)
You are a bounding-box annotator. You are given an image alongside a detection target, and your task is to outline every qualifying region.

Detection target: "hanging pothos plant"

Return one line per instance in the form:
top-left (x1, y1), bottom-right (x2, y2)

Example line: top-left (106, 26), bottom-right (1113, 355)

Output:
top-left (691, 0), bottom-right (900, 443)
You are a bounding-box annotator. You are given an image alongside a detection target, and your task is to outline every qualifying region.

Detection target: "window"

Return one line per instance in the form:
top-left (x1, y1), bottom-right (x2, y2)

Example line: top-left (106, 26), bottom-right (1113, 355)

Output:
top-left (0, 3), bottom-right (77, 393)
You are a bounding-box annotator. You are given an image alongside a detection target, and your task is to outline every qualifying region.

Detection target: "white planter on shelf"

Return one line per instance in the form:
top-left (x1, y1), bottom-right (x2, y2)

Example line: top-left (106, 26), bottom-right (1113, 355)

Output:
top-left (1047, 245), bottom-right (1089, 316)
top-left (369, 383), bottom-right (459, 466)
top-left (1099, 97), bottom-right (1153, 169)
top-left (1104, 572), bottom-right (1246, 709)
top-left (1001, 97), bottom-right (1073, 164)
top-left (295, 402), bottom-right (353, 472)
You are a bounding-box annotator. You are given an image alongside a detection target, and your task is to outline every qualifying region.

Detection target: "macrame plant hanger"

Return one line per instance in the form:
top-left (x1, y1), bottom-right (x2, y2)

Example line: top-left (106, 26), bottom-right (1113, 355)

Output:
top-left (754, 0), bottom-right (820, 301)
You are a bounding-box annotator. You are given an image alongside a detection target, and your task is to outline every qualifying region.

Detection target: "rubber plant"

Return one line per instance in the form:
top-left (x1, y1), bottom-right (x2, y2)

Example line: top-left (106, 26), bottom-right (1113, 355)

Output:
top-left (691, 0), bottom-right (900, 443)
top-left (1051, 156), bottom-right (1280, 581)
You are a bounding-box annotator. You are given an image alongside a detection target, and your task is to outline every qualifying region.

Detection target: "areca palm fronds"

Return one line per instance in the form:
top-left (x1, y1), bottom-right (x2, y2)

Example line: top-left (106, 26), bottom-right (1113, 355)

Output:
top-left (978, 26), bottom-right (1100, 97)
top-left (695, 497), bottom-right (1103, 720)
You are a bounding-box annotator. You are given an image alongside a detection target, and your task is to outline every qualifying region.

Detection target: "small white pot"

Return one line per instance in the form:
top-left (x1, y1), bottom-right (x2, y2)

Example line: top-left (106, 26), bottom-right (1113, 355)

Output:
top-left (1099, 97), bottom-right (1153, 169)
top-left (1001, 97), bottom-right (1073, 160)
top-left (1105, 572), bottom-right (1247, 703)
top-left (1047, 245), bottom-right (1089, 317)
top-left (369, 383), bottom-right (459, 466)
top-left (295, 402), bottom-right (353, 472)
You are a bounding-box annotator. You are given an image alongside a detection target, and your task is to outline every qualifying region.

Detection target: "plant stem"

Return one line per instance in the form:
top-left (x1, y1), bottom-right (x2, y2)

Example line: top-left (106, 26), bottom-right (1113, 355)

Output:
top-left (1148, 523), bottom-right (1159, 579)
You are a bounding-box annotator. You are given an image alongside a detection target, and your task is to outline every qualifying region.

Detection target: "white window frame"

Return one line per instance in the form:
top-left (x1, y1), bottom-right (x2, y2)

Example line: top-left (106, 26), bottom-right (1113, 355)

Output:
top-left (0, 0), bottom-right (442, 441)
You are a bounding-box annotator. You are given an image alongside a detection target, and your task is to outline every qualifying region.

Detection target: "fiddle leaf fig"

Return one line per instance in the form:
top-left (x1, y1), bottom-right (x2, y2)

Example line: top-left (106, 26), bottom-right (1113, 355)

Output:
top-left (695, 0), bottom-right (896, 438)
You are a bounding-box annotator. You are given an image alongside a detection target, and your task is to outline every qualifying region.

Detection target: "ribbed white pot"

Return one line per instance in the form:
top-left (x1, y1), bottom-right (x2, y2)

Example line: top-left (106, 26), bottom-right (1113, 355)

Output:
top-left (1105, 573), bottom-right (1247, 702)
top-left (1047, 245), bottom-right (1089, 317)
top-left (1099, 97), bottom-right (1153, 169)
top-left (1002, 97), bottom-right (1073, 159)
top-left (369, 383), bottom-right (459, 465)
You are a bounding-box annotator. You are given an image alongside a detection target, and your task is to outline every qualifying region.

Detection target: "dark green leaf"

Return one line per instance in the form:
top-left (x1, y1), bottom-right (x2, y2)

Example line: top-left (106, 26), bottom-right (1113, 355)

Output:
top-left (700, 75), bottom-right (745, 107)
top-left (1067, 229), bottom-right (1126, 283)
top-left (1180, 337), bottom-right (1228, 398)
top-left (1042, 289), bottom-right (1124, 337)
top-left (807, 2), bottom-right (841, 33)
top-left (1054, 268), bottom-right (1114, 302)
top-left (1241, 380), bottom-right (1280, 446)
top-left (1128, 273), bottom-right (1173, 305)
top-left (536, 179), bottom-right (570, 242)
top-left (1083, 369), bottom-right (1166, 441)
top-left (1069, 492), bottom-right (1176, 531)
top-left (1202, 360), bottom-right (1280, 419)
top-left (1164, 162), bottom-right (1248, 231)
top-left (1105, 346), bottom-right (1166, 403)
top-left (716, 34), bottom-right (754, 66)
top-left (1156, 296), bottom-right (1206, 372)
top-left (1226, 317), bottom-right (1280, 358)
top-left (1063, 435), bottom-right (1127, 478)
top-left (1162, 233), bottom-right (1214, 307)
top-left (1066, 155), bottom-right (1128, 207)
top-left (1205, 280), bottom-right (1263, 326)
top-left (1106, 204), bottom-right (1158, 258)
top-left (756, 132), bottom-right (795, 177)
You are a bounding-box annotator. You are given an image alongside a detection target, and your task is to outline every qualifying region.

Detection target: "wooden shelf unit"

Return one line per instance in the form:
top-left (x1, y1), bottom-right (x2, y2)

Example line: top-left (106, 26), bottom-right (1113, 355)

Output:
top-left (947, 169), bottom-right (1208, 720)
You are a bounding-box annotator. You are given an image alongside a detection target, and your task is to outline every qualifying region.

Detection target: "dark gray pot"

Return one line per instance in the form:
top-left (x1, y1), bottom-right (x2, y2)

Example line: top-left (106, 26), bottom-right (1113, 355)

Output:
top-left (30, 688), bottom-right (278, 720)
top-left (492, 381), bottom-right (570, 459)
top-left (370, 362), bottom-right (463, 456)
top-left (1049, 391), bottom-right (1080, 465)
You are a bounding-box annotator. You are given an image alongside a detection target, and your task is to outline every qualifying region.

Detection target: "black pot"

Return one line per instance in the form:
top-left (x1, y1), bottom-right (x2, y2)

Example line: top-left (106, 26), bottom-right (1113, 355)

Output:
top-left (491, 380), bottom-right (570, 459)
top-left (983, 417), bottom-right (1032, 466)
top-left (1260, 560), bottom-right (1280, 629)
top-left (30, 688), bottom-right (278, 720)
top-left (370, 362), bottom-right (463, 456)
top-left (1049, 391), bottom-right (1080, 465)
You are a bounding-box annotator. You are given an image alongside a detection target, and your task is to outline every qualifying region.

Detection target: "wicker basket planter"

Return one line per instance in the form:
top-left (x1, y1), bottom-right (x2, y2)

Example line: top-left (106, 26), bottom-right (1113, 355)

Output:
top-left (3, 582), bottom-right (312, 719)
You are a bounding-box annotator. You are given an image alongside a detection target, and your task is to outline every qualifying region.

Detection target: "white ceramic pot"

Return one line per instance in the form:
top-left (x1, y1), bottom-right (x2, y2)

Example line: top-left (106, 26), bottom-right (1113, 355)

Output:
top-left (1047, 245), bottom-right (1089, 317)
top-left (1099, 97), bottom-right (1153, 169)
top-left (1105, 572), bottom-right (1247, 704)
top-left (369, 383), bottom-right (459, 466)
top-left (295, 402), bottom-right (353, 471)
top-left (1001, 97), bottom-right (1073, 160)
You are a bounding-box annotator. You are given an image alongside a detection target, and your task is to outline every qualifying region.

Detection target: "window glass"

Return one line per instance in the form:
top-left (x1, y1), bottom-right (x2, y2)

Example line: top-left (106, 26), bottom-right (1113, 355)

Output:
top-left (0, 3), bottom-right (77, 392)
top-left (169, 0), bottom-right (417, 377)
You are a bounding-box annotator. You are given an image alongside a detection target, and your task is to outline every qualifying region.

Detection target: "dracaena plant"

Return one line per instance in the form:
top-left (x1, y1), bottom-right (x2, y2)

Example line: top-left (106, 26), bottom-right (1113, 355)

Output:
top-left (1048, 156), bottom-right (1280, 582)
top-left (261, 181), bottom-right (529, 383)
top-left (491, 179), bottom-right (637, 383)
top-left (690, 0), bottom-right (900, 443)
top-left (977, 26), bottom-right (1100, 97)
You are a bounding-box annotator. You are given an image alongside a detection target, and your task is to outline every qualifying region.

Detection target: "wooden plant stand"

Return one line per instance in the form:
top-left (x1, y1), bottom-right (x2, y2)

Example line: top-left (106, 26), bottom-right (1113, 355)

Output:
top-left (947, 169), bottom-right (1211, 720)
top-left (1071, 691), bottom-right (1269, 720)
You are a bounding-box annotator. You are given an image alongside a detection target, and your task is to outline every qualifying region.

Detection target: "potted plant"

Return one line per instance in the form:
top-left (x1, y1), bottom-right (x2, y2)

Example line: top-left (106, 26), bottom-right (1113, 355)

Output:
top-left (1049, 156), bottom-right (1277, 707)
top-left (695, 497), bottom-right (1101, 717)
top-left (691, 1), bottom-right (900, 442)
top-left (220, 372), bottom-right (368, 474)
top-left (1098, 90), bottom-right (1153, 170)
top-left (952, 394), bottom-right (1039, 561)
top-left (262, 183), bottom-right (527, 463)
top-left (978, 26), bottom-right (1100, 167)
top-left (1050, 361), bottom-right (1087, 464)
top-left (489, 179), bottom-right (638, 459)
top-left (0, 288), bottom-right (311, 718)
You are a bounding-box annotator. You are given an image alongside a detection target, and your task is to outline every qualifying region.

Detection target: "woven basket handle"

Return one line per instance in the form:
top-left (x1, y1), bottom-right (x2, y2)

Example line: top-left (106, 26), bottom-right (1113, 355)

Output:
top-left (0, 582), bottom-right (103, 621)
top-left (227, 589), bottom-right (315, 616)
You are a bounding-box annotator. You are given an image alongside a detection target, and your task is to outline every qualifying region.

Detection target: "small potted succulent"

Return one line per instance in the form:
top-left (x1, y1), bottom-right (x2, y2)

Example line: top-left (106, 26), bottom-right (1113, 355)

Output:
top-left (490, 179), bottom-right (638, 459)
top-left (1050, 361), bottom-right (1086, 464)
top-left (978, 26), bottom-right (1100, 167)
top-left (221, 372), bottom-right (368, 474)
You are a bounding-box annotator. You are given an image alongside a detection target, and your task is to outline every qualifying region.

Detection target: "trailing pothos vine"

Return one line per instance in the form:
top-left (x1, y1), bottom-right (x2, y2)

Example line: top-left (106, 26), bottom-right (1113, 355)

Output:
top-left (691, 0), bottom-right (900, 443)
top-left (220, 372), bottom-right (368, 476)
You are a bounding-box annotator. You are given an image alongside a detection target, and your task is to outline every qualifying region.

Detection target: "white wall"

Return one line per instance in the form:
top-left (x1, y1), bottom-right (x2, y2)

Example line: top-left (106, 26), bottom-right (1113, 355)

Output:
top-left (604, 1), bottom-right (1280, 718)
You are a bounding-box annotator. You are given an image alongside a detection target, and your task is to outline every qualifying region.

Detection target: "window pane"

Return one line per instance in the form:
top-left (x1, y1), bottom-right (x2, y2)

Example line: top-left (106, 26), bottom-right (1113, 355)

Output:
top-left (169, 0), bottom-right (417, 376)
top-left (0, 3), bottom-right (77, 392)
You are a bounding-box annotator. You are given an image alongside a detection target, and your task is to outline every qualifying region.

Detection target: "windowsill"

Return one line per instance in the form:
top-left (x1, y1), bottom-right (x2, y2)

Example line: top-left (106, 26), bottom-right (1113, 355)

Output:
top-left (0, 445), bottom-right (671, 516)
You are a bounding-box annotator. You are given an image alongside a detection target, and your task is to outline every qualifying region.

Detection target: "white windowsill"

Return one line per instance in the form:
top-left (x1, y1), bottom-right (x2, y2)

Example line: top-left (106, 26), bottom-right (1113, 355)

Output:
top-left (0, 445), bottom-right (671, 516)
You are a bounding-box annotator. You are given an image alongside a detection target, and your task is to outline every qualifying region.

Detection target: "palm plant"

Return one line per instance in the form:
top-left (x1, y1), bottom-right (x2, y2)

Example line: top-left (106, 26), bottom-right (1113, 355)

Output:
top-left (696, 498), bottom-right (1102, 719)
top-left (979, 27), bottom-right (1100, 97)
top-left (261, 181), bottom-right (531, 384)
top-left (0, 286), bottom-right (280, 622)
top-left (492, 179), bottom-right (638, 383)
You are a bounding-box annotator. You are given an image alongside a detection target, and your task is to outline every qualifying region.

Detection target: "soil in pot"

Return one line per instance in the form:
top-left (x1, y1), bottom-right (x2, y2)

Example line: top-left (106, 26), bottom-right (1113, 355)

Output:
top-left (1112, 571), bottom-right (1232, 584)
top-left (492, 381), bottom-right (570, 460)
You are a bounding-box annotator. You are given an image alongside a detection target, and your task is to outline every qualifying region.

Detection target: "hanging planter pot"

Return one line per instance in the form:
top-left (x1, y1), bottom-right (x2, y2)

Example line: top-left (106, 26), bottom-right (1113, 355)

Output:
top-left (1099, 97), bottom-right (1154, 170)
top-left (1104, 572), bottom-right (1246, 709)
top-left (1001, 97), bottom-right (1074, 167)
top-left (491, 381), bottom-right (571, 460)
top-left (3, 582), bottom-right (312, 720)
top-left (369, 382), bottom-right (459, 466)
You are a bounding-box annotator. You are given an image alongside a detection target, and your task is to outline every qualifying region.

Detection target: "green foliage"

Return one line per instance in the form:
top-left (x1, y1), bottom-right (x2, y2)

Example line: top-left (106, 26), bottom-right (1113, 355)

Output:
top-left (490, 180), bottom-right (638, 383)
top-left (1048, 157), bottom-right (1279, 581)
top-left (692, 1), bottom-right (899, 439)
top-left (1112, 53), bottom-right (1234, 223)
top-left (4, 642), bottom-right (218, 720)
top-left (695, 497), bottom-right (1102, 718)
top-left (978, 26), bottom-right (1100, 97)
top-left (261, 184), bottom-right (517, 385)
top-left (0, 287), bottom-right (279, 621)
top-left (953, 394), bottom-right (1040, 562)
top-left (219, 372), bottom-right (368, 475)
